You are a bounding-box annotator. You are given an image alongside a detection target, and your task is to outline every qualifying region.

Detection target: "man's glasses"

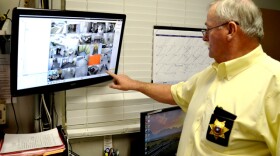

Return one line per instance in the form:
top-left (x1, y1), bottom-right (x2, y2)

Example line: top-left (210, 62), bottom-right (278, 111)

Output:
top-left (201, 21), bottom-right (239, 37)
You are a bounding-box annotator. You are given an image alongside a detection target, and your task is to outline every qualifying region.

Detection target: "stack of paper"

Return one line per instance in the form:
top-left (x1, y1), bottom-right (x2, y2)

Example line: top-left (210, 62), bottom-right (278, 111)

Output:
top-left (0, 128), bottom-right (65, 156)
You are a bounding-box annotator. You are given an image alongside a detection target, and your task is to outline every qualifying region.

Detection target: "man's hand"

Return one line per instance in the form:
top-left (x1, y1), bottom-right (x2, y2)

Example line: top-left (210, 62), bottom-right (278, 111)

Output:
top-left (106, 71), bottom-right (176, 105)
top-left (106, 71), bottom-right (139, 91)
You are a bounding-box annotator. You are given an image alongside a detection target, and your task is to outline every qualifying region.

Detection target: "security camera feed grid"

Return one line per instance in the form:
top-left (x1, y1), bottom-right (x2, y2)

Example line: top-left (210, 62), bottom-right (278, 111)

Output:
top-left (48, 21), bottom-right (116, 82)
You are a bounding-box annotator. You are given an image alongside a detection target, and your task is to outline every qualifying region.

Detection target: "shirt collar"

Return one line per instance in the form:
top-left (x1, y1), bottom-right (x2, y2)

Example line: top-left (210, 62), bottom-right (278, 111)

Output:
top-left (212, 45), bottom-right (265, 80)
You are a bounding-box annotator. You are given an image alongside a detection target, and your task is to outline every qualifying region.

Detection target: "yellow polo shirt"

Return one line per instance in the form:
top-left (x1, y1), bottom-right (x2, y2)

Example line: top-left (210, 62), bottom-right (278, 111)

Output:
top-left (171, 45), bottom-right (280, 156)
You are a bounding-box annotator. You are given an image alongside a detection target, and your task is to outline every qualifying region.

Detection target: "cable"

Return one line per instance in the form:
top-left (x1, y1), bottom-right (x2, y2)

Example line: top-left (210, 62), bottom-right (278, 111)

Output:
top-left (1, 17), bottom-right (12, 44)
top-left (51, 93), bottom-right (58, 127)
top-left (10, 97), bottom-right (19, 133)
top-left (41, 94), bottom-right (52, 130)
top-left (68, 142), bottom-right (80, 156)
top-left (18, 0), bottom-right (21, 7)
top-left (39, 95), bottom-right (43, 131)
top-left (34, 110), bottom-right (42, 132)
top-left (69, 141), bottom-right (72, 151)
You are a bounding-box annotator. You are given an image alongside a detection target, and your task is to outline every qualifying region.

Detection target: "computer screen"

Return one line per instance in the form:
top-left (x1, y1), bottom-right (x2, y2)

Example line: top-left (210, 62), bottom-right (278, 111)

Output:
top-left (140, 106), bottom-right (185, 156)
top-left (10, 7), bottom-right (126, 97)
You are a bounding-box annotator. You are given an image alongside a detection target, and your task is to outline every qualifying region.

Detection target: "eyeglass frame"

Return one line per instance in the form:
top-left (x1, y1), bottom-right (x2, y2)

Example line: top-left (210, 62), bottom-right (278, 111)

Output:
top-left (201, 21), bottom-right (239, 37)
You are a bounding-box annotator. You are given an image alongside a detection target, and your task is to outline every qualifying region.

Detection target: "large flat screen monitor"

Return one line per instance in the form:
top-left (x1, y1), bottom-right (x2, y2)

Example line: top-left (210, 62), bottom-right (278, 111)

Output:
top-left (140, 106), bottom-right (185, 156)
top-left (10, 7), bottom-right (126, 97)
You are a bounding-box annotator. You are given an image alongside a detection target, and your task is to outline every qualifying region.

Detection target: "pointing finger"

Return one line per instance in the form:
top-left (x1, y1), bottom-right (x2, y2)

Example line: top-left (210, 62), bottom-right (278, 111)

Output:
top-left (106, 70), bottom-right (117, 78)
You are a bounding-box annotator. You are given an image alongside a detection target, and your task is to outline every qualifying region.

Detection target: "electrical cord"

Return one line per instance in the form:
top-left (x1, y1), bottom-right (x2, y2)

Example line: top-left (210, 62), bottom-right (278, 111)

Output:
top-left (68, 142), bottom-right (80, 156)
top-left (39, 95), bottom-right (43, 131)
top-left (0, 9), bottom-right (11, 31)
top-left (51, 93), bottom-right (58, 127)
top-left (0, 17), bottom-right (12, 45)
top-left (41, 94), bottom-right (52, 130)
top-left (10, 97), bottom-right (19, 134)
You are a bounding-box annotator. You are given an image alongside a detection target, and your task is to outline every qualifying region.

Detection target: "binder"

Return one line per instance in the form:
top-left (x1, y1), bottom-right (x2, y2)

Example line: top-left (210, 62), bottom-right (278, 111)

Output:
top-left (0, 126), bottom-right (68, 156)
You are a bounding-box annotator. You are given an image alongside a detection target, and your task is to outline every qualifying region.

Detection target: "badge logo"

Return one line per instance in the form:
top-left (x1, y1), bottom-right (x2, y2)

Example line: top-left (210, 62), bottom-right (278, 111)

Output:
top-left (209, 119), bottom-right (229, 140)
top-left (206, 107), bottom-right (236, 146)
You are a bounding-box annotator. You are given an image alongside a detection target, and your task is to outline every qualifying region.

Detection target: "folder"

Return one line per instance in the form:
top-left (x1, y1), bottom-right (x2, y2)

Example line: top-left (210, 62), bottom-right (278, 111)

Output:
top-left (0, 126), bottom-right (67, 156)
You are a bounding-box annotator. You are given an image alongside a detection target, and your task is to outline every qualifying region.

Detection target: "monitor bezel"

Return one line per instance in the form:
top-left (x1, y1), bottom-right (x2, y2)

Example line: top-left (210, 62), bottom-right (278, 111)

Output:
top-left (10, 7), bottom-right (126, 97)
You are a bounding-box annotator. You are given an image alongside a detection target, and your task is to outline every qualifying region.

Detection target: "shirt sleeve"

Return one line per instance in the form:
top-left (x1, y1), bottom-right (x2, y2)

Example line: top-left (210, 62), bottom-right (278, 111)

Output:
top-left (171, 72), bottom-right (200, 112)
top-left (260, 75), bottom-right (280, 156)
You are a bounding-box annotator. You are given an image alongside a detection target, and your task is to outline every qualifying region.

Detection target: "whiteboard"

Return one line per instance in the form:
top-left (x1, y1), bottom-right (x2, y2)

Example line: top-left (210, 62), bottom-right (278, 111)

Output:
top-left (152, 26), bottom-right (213, 84)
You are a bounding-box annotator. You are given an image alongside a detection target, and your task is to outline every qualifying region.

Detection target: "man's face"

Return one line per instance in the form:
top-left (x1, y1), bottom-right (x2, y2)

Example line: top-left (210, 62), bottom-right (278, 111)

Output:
top-left (203, 5), bottom-right (228, 63)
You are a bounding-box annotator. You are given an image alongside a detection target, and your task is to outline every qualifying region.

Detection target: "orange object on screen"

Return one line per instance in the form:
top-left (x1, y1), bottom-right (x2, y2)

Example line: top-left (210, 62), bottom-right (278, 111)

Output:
top-left (88, 54), bottom-right (101, 65)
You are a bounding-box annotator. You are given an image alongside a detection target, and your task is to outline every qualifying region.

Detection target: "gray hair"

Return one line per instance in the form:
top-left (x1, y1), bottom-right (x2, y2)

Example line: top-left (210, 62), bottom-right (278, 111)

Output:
top-left (209, 0), bottom-right (264, 41)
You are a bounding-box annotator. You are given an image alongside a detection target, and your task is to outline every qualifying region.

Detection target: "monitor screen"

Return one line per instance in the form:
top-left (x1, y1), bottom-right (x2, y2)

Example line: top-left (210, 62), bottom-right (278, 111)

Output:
top-left (10, 7), bottom-right (126, 97)
top-left (140, 106), bottom-right (185, 156)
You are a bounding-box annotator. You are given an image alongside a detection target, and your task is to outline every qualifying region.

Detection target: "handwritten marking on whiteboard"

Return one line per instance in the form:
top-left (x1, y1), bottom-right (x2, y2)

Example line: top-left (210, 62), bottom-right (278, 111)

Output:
top-left (152, 28), bottom-right (213, 84)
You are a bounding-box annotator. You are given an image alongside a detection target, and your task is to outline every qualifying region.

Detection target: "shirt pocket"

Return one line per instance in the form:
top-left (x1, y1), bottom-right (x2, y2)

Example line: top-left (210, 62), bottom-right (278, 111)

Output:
top-left (201, 106), bottom-right (237, 153)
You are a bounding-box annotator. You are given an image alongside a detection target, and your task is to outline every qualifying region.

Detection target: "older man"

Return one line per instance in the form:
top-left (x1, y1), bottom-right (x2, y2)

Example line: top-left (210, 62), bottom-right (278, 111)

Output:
top-left (107, 0), bottom-right (280, 155)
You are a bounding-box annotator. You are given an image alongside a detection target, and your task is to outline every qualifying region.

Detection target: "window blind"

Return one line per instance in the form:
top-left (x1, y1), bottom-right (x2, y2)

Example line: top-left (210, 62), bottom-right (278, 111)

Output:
top-left (65, 0), bottom-right (211, 139)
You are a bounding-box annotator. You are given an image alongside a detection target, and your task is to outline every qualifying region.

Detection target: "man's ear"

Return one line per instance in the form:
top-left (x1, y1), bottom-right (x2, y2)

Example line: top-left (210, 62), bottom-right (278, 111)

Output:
top-left (227, 22), bottom-right (238, 41)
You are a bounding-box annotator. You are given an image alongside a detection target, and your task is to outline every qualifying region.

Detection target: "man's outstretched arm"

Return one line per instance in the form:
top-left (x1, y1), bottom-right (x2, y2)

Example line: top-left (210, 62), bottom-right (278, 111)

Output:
top-left (106, 71), bottom-right (177, 105)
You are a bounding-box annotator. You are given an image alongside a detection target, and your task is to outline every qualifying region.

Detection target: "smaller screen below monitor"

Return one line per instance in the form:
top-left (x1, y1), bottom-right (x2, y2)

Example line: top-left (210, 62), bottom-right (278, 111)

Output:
top-left (141, 106), bottom-right (186, 156)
